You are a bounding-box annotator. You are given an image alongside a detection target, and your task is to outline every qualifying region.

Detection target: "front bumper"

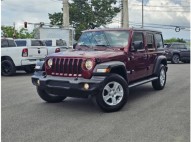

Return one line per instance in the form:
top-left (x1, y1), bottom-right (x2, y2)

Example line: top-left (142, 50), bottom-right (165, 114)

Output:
top-left (32, 72), bottom-right (106, 98)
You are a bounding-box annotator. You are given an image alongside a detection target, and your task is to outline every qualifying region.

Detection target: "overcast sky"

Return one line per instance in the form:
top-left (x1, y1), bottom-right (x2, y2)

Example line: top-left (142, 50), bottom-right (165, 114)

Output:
top-left (1, 0), bottom-right (190, 39)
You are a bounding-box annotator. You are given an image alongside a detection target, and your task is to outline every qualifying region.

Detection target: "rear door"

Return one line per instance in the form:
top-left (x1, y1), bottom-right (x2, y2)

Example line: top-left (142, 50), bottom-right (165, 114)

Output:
top-left (28, 40), bottom-right (47, 59)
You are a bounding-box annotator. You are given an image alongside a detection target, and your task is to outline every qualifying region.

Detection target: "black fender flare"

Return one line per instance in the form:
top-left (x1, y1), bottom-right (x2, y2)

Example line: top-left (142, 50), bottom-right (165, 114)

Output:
top-left (93, 61), bottom-right (128, 81)
top-left (153, 55), bottom-right (168, 75)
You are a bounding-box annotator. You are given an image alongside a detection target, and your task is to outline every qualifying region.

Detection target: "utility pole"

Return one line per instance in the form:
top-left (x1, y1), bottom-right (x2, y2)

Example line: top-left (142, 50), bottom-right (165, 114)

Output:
top-left (121, 0), bottom-right (129, 28)
top-left (13, 22), bottom-right (16, 38)
top-left (63, 0), bottom-right (69, 28)
top-left (142, 0), bottom-right (144, 28)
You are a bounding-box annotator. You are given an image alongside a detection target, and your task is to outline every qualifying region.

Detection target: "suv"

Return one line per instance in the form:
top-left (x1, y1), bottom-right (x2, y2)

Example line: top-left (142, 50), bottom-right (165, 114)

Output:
top-left (32, 28), bottom-right (168, 112)
top-left (165, 42), bottom-right (190, 63)
top-left (1, 38), bottom-right (47, 75)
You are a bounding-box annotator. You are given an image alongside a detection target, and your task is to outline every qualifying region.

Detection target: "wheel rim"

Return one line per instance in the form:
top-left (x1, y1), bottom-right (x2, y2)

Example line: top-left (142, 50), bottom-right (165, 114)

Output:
top-left (102, 81), bottom-right (124, 106)
top-left (173, 55), bottom-right (179, 63)
top-left (160, 68), bottom-right (166, 86)
top-left (2, 62), bottom-right (11, 74)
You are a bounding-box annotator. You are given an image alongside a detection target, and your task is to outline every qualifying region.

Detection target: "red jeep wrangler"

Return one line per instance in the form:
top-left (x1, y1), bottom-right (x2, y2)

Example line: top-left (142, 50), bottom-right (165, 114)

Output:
top-left (32, 28), bottom-right (168, 112)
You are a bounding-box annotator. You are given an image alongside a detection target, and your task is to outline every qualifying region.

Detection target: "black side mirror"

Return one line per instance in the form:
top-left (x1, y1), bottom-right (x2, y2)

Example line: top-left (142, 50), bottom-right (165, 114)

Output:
top-left (131, 41), bottom-right (143, 52)
top-left (73, 43), bottom-right (77, 49)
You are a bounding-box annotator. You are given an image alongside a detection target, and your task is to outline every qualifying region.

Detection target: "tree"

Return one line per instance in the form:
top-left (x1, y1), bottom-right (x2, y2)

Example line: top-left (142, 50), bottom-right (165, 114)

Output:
top-left (164, 38), bottom-right (186, 43)
top-left (48, 0), bottom-right (120, 39)
top-left (1, 26), bottom-right (34, 38)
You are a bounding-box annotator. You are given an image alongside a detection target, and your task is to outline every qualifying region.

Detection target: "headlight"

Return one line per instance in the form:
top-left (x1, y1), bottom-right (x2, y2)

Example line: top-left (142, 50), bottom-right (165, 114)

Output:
top-left (85, 59), bottom-right (93, 70)
top-left (47, 58), bottom-right (53, 68)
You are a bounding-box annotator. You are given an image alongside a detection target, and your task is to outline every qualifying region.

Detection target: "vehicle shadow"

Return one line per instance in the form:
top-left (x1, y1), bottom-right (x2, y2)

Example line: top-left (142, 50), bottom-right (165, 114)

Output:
top-left (36, 84), bottom-right (156, 114)
top-left (1, 71), bottom-right (33, 77)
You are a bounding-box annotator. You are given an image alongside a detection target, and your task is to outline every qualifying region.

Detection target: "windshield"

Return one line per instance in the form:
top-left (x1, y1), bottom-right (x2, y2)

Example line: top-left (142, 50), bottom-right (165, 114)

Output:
top-left (77, 31), bottom-right (129, 48)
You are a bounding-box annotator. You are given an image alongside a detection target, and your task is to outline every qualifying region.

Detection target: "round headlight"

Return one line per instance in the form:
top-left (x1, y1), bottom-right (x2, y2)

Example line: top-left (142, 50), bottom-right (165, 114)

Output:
top-left (85, 59), bottom-right (93, 70)
top-left (47, 58), bottom-right (53, 68)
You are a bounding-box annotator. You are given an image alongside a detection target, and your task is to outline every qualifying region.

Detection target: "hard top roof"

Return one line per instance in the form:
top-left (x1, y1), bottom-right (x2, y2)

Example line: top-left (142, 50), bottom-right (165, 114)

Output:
top-left (83, 27), bottom-right (162, 33)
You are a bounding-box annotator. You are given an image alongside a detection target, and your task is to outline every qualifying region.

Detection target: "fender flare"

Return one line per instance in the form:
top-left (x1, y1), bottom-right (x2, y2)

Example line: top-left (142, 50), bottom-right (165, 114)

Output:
top-left (153, 55), bottom-right (168, 75)
top-left (93, 61), bottom-right (128, 81)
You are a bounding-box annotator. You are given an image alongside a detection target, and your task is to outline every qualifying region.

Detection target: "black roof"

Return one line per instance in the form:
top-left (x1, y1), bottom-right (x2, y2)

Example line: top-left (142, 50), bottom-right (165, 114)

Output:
top-left (83, 27), bottom-right (162, 33)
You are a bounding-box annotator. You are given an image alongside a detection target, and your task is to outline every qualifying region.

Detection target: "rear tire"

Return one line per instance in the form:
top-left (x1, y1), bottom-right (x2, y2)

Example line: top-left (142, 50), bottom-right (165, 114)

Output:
top-left (1, 60), bottom-right (16, 76)
top-left (37, 87), bottom-right (66, 103)
top-left (152, 64), bottom-right (167, 90)
top-left (96, 74), bottom-right (128, 112)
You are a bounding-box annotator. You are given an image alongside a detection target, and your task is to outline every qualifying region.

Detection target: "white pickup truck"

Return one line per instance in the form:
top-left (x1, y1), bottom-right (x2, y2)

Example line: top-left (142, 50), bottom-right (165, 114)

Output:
top-left (1, 38), bottom-right (47, 76)
top-left (15, 39), bottom-right (61, 55)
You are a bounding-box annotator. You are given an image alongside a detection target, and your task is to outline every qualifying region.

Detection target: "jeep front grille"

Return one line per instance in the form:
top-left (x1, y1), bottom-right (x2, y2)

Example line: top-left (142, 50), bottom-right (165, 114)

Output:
top-left (50, 58), bottom-right (83, 77)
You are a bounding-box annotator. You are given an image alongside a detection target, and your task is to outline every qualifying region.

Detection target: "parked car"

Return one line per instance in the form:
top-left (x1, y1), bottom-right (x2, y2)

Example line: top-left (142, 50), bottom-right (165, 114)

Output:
top-left (15, 39), bottom-right (61, 55)
top-left (1, 38), bottom-right (47, 76)
top-left (43, 39), bottom-right (68, 51)
top-left (32, 28), bottom-right (168, 112)
top-left (165, 42), bottom-right (190, 63)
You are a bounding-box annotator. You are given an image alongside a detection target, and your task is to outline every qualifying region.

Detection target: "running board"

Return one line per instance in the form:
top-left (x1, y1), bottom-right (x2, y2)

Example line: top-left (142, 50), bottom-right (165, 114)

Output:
top-left (128, 77), bottom-right (158, 88)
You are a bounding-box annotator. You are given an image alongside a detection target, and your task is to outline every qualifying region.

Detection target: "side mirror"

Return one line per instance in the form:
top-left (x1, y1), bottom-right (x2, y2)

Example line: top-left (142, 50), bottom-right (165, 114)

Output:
top-left (131, 41), bottom-right (143, 52)
top-left (73, 43), bottom-right (77, 49)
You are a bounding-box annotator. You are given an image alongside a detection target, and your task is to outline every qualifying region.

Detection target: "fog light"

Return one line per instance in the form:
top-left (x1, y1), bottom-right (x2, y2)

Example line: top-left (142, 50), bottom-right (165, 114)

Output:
top-left (37, 80), bottom-right (40, 85)
top-left (84, 83), bottom-right (89, 90)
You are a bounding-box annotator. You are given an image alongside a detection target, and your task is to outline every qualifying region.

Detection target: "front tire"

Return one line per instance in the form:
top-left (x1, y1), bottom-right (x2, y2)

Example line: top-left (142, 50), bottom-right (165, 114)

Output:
top-left (96, 74), bottom-right (128, 112)
top-left (1, 60), bottom-right (16, 76)
top-left (171, 54), bottom-right (180, 64)
top-left (152, 64), bottom-right (167, 90)
top-left (37, 87), bottom-right (66, 103)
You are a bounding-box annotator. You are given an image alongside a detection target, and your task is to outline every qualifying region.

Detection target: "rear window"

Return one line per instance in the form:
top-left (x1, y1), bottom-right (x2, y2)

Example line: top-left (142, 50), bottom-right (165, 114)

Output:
top-left (44, 40), bottom-right (52, 46)
top-left (31, 40), bottom-right (45, 46)
top-left (15, 40), bottom-right (26, 46)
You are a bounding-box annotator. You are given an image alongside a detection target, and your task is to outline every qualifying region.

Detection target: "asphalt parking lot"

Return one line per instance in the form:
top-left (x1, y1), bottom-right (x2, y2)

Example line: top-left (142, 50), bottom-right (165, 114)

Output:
top-left (2, 63), bottom-right (190, 142)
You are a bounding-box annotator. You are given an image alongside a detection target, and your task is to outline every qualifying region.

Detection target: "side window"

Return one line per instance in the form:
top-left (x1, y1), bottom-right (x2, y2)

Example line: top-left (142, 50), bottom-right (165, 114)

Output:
top-left (8, 40), bottom-right (16, 47)
top-left (131, 32), bottom-right (144, 51)
top-left (146, 33), bottom-right (154, 49)
top-left (155, 34), bottom-right (163, 48)
top-left (171, 44), bottom-right (178, 49)
top-left (1, 39), bottom-right (8, 47)
top-left (177, 44), bottom-right (186, 49)
top-left (15, 40), bottom-right (26, 46)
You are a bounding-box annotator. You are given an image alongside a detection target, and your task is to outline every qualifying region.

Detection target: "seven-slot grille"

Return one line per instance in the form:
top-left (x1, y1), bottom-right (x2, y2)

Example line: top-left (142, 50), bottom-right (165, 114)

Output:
top-left (50, 58), bottom-right (83, 77)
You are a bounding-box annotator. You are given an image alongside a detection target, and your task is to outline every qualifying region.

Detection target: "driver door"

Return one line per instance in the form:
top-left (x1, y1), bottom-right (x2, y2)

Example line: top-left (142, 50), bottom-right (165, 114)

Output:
top-left (128, 32), bottom-right (147, 81)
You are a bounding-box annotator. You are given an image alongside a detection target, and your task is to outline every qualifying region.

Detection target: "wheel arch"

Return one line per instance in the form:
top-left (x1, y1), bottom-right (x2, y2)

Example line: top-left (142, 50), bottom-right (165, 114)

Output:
top-left (93, 61), bottom-right (128, 82)
top-left (153, 55), bottom-right (168, 75)
top-left (1, 56), bottom-right (15, 65)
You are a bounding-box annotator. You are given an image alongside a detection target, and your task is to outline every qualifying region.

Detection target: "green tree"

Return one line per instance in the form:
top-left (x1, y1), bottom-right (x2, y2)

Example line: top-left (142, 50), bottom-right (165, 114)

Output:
top-left (48, 0), bottom-right (120, 39)
top-left (1, 26), bottom-right (34, 38)
top-left (164, 38), bottom-right (186, 44)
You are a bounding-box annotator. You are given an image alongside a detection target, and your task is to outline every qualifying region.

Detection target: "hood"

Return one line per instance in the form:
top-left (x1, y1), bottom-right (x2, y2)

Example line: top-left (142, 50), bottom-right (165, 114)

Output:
top-left (48, 49), bottom-right (126, 61)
